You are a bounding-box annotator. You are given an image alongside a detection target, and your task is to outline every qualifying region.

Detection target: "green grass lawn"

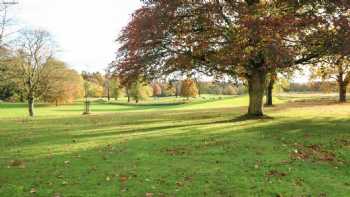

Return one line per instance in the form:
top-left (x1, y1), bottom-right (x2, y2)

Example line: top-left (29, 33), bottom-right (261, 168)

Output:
top-left (0, 94), bottom-right (349, 196)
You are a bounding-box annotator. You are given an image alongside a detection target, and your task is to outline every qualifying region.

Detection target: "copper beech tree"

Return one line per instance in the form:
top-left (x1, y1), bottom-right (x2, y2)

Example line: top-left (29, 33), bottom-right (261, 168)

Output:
top-left (114, 0), bottom-right (350, 117)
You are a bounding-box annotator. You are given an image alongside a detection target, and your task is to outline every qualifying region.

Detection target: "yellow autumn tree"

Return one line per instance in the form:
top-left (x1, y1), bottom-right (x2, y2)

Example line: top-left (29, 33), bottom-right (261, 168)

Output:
top-left (180, 79), bottom-right (198, 99)
top-left (41, 59), bottom-right (84, 105)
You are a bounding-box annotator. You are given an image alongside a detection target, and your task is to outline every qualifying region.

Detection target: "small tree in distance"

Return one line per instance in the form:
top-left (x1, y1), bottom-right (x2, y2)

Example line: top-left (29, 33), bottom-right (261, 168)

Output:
top-left (41, 59), bottom-right (84, 105)
top-left (110, 78), bottom-right (123, 101)
top-left (160, 83), bottom-right (176, 97)
top-left (223, 85), bottom-right (237, 95)
top-left (130, 80), bottom-right (152, 103)
top-left (180, 79), bottom-right (198, 100)
top-left (152, 83), bottom-right (162, 99)
top-left (310, 56), bottom-right (350, 103)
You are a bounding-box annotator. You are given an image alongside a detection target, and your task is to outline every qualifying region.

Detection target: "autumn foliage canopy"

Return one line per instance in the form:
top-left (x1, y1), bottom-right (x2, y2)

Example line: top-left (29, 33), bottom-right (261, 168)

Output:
top-left (114, 0), bottom-right (350, 116)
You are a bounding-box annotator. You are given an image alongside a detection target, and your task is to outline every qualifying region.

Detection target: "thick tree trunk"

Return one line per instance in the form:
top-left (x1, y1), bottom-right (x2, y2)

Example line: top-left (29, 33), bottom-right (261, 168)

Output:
top-left (28, 96), bottom-right (34, 117)
top-left (265, 76), bottom-right (275, 106)
top-left (339, 82), bottom-right (347, 103)
top-left (247, 69), bottom-right (267, 117)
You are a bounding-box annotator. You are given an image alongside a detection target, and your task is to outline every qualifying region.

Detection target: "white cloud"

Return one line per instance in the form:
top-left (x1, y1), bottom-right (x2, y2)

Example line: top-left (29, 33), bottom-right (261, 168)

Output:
top-left (15, 0), bottom-right (141, 72)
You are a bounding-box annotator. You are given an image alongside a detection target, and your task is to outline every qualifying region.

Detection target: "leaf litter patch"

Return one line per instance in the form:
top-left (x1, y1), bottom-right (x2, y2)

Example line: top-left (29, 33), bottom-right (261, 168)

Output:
top-left (290, 143), bottom-right (340, 163)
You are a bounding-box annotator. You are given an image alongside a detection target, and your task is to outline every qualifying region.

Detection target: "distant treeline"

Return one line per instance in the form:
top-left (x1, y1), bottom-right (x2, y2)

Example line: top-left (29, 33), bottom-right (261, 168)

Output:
top-left (287, 81), bottom-right (344, 93)
top-left (2, 69), bottom-right (344, 104)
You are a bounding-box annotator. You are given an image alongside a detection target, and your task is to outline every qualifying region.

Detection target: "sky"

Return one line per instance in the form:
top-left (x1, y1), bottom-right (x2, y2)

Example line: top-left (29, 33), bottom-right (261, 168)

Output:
top-left (12, 0), bottom-right (309, 82)
top-left (14, 0), bottom-right (142, 72)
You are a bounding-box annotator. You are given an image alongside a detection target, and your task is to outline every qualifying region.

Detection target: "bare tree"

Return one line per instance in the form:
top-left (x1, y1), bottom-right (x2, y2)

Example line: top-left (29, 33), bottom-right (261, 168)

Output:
top-left (0, 1), bottom-right (18, 47)
top-left (10, 29), bottom-right (56, 117)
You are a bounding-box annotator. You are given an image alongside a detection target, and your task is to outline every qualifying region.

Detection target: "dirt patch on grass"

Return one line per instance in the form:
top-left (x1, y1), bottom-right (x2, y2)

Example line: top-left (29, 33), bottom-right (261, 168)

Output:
top-left (8, 159), bottom-right (26, 168)
top-left (266, 170), bottom-right (288, 178)
top-left (337, 139), bottom-right (350, 147)
top-left (290, 144), bottom-right (337, 163)
top-left (165, 147), bottom-right (191, 156)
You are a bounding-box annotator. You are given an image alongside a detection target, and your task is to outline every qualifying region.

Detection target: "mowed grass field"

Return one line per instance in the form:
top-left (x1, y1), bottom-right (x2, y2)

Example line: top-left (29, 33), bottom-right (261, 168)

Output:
top-left (0, 94), bottom-right (349, 196)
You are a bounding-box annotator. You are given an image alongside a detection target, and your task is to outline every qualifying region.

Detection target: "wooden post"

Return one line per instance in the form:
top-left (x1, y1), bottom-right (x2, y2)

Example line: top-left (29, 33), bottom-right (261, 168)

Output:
top-left (83, 100), bottom-right (91, 115)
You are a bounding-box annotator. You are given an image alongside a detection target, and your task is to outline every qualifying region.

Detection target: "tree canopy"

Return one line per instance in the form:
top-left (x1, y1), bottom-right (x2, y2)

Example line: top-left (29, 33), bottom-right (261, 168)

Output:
top-left (114, 0), bottom-right (350, 116)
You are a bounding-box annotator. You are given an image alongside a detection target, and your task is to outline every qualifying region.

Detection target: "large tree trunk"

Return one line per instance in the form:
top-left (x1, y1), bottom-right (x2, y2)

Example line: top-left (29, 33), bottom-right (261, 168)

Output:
top-left (247, 69), bottom-right (267, 117)
top-left (339, 82), bottom-right (347, 103)
top-left (265, 75), bottom-right (275, 106)
top-left (28, 96), bottom-right (35, 117)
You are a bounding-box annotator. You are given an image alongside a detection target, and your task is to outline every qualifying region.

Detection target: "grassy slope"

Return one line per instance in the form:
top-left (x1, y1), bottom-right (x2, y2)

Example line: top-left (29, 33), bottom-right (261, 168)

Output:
top-left (0, 95), bottom-right (349, 196)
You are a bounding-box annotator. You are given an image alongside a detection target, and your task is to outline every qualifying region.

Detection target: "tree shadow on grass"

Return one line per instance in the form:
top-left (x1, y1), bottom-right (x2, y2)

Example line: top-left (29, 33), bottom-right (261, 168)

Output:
top-left (54, 96), bottom-right (243, 113)
top-left (264, 99), bottom-right (349, 114)
top-left (1, 107), bottom-right (350, 196)
top-left (4, 100), bottom-right (350, 159)
top-left (229, 114), bottom-right (274, 122)
top-left (110, 102), bottom-right (186, 107)
top-left (0, 103), bottom-right (51, 109)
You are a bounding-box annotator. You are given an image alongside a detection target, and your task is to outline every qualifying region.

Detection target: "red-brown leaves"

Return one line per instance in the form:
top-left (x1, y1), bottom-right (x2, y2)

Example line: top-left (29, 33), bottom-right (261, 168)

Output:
top-left (113, 0), bottom-right (350, 81)
top-left (165, 147), bottom-right (191, 156)
top-left (8, 159), bottom-right (26, 168)
top-left (119, 175), bottom-right (129, 183)
top-left (290, 144), bottom-right (337, 163)
top-left (266, 170), bottom-right (288, 178)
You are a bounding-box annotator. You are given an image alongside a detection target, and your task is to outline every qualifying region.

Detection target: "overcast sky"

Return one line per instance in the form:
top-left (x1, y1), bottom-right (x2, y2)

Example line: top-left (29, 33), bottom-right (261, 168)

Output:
top-left (15, 0), bottom-right (142, 72)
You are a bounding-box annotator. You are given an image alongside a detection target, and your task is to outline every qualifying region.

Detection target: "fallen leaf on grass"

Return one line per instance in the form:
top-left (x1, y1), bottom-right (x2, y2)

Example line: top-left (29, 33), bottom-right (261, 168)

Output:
top-left (176, 181), bottom-right (184, 187)
top-left (266, 170), bottom-right (287, 178)
top-left (165, 147), bottom-right (190, 156)
top-left (184, 176), bottom-right (193, 182)
top-left (119, 175), bottom-right (128, 183)
top-left (8, 159), bottom-right (26, 168)
top-left (319, 192), bottom-right (327, 197)
top-left (290, 144), bottom-right (337, 163)
top-left (30, 188), bottom-right (37, 193)
top-left (52, 193), bottom-right (61, 197)
top-left (337, 139), bottom-right (350, 147)
top-left (146, 192), bottom-right (154, 197)
top-left (294, 177), bottom-right (304, 186)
